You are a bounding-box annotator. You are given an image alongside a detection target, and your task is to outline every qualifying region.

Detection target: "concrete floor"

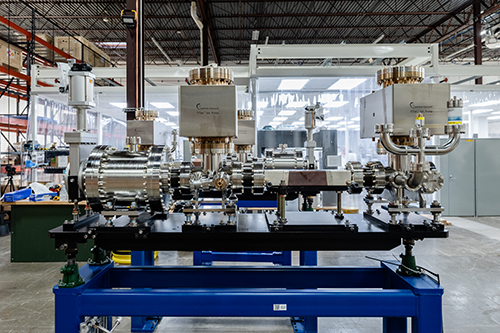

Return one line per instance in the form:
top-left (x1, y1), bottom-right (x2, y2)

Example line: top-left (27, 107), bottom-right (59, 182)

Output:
top-left (1, 216), bottom-right (500, 332)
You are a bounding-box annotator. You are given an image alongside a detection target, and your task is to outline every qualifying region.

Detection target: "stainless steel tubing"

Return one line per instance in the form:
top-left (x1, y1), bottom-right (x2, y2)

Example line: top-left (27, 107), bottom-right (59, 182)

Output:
top-left (380, 130), bottom-right (461, 156)
top-left (76, 107), bottom-right (87, 131)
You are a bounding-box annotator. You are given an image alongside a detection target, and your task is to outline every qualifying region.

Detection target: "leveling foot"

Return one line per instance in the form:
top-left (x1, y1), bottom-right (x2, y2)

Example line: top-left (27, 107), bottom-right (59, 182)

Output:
top-left (397, 239), bottom-right (421, 277)
top-left (58, 259), bottom-right (85, 288)
top-left (88, 246), bottom-right (111, 266)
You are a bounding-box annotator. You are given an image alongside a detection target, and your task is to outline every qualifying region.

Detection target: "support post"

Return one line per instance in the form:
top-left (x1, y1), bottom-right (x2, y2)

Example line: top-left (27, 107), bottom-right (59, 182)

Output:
top-left (293, 251), bottom-right (318, 333)
top-left (131, 251), bottom-right (160, 332)
top-left (473, 0), bottom-right (482, 85)
top-left (126, 0), bottom-right (144, 119)
top-left (202, 25), bottom-right (209, 66)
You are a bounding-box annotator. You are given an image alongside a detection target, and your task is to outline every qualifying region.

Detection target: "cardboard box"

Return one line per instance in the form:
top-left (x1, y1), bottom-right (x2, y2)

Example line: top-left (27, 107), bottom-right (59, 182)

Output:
top-left (55, 36), bottom-right (95, 66)
top-left (50, 155), bottom-right (68, 168)
top-left (55, 36), bottom-right (111, 67)
top-left (34, 34), bottom-right (54, 59)
top-left (0, 39), bottom-right (22, 72)
top-left (1, 155), bottom-right (21, 166)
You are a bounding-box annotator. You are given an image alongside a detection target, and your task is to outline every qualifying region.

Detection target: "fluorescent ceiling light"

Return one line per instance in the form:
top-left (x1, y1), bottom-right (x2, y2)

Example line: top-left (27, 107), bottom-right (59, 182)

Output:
top-left (337, 121), bottom-right (347, 125)
top-left (487, 115), bottom-right (500, 120)
top-left (492, 111), bottom-right (500, 114)
top-left (328, 78), bottom-right (366, 90)
top-left (110, 102), bottom-right (127, 108)
top-left (278, 110), bottom-right (296, 116)
top-left (167, 111), bottom-right (179, 116)
top-left (252, 30), bottom-right (260, 41)
top-left (299, 117), bottom-right (304, 121)
top-left (336, 127), bottom-right (346, 131)
top-left (324, 101), bottom-right (349, 108)
top-left (292, 121), bottom-right (303, 125)
top-left (472, 109), bottom-right (493, 114)
top-left (348, 124), bottom-right (360, 129)
top-left (257, 111), bottom-right (264, 117)
top-left (351, 117), bottom-right (360, 121)
top-left (325, 116), bottom-right (343, 121)
top-left (347, 121), bottom-right (354, 125)
top-left (151, 102), bottom-right (175, 109)
top-left (286, 101), bottom-right (307, 108)
top-left (469, 100), bottom-right (500, 107)
top-left (272, 117), bottom-right (288, 122)
top-left (269, 121), bottom-right (281, 126)
top-left (278, 79), bottom-right (309, 90)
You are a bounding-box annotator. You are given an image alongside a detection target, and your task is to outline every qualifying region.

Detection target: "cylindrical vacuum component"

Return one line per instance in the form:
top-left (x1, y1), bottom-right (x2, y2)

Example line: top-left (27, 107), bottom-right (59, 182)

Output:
top-left (84, 145), bottom-right (170, 212)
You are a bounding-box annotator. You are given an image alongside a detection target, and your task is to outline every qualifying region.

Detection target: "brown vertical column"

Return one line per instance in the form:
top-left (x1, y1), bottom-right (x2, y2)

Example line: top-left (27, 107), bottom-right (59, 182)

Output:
top-left (202, 25), bottom-right (209, 66)
top-left (473, 0), bottom-right (483, 85)
top-left (126, 0), bottom-right (144, 120)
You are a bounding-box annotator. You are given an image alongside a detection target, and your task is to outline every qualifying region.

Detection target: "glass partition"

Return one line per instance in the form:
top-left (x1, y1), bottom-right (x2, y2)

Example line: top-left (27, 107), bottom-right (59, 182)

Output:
top-left (450, 86), bottom-right (500, 139)
top-left (255, 76), bottom-right (380, 166)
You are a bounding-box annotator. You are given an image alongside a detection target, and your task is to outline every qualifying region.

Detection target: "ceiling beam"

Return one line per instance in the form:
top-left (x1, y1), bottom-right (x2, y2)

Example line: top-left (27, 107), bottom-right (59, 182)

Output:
top-left (407, 0), bottom-right (477, 43)
top-left (196, 0), bottom-right (220, 64)
top-left (6, 12), bottom-right (452, 20)
top-left (19, 25), bottom-right (441, 34)
top-left (434, 3), bottom-right (500, 44)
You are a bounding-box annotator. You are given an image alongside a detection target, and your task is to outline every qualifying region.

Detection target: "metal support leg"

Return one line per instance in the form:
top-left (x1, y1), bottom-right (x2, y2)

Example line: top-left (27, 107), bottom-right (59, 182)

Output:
top-left (299, 251), bottom-right (317, 266)
top-left (292, 251), bottom-right (318, 333)
top-left (193, 250), bottom-right (203, 266)
top-left (383, 259), bottom-right (408, 333)
top-left (412, 295), bottom-right (443, 333)
top-left (282, 250), bottom-right (292, 266)
top-left (55, 294), bottom-right (83, 333)
top-left (383, 317), bottom-right (407, 333)
top-left (131, 251), bottom-right (160, 332)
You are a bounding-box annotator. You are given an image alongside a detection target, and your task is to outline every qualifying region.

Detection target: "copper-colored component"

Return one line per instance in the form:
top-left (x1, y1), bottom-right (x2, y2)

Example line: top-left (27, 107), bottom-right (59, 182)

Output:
top-left (392, 136), bottom-right (414, 146)
top-left (189, 66), bottom-right (234, 85)
top-left (190, 137), bottom-right (234, 155)
top-left (214, 178), bottom-right (226, 190)
top-left (377, 66), bottom-right (425, 88)
top-left (238, 109), bottom-right (254, 120)
top-left (235, 145), bottom-right (253, 153)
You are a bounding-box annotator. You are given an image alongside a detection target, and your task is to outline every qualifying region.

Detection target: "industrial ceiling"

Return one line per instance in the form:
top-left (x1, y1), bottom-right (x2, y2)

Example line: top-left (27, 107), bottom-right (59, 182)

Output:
top-left (1, 0), bottom-right (500, 66)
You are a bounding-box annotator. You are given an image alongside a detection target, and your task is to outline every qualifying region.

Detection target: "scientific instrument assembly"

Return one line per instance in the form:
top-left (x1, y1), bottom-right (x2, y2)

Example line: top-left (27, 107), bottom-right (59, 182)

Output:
top-left (50, 63), bottom-right (463, 333)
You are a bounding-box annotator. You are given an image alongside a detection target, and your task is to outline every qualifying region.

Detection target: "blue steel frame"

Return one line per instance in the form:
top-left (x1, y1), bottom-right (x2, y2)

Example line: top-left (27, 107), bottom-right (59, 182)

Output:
top-left (53, 262), bottom-right (443, 333)
top-left (130, 251), bottom-right (161, 332)
top-left (193, 251), bottom-right (292, 266)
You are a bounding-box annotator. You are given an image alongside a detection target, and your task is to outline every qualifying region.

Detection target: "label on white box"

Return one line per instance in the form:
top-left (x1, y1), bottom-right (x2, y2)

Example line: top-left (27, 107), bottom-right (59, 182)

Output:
top-left (273, 304), bottom-right (287, 311)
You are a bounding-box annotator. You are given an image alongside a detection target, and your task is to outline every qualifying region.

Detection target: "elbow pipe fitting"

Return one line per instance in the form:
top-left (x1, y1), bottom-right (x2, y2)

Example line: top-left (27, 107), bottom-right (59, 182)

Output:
top-left (406, 171), bottom-right (424, 190)
top-left (377, 123), bottom-right (463, 156)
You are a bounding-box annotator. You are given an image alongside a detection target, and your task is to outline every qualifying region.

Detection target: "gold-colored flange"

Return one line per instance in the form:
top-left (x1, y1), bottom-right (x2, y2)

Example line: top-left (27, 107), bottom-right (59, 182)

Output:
top-left (377, 66), bottom-right (425, 88)
top-left (238, 109), bottom-right (253, 120)
top-left (189, 66), bottom-right (234, 85)
top-left (191, 137), bottom-right (234, 154)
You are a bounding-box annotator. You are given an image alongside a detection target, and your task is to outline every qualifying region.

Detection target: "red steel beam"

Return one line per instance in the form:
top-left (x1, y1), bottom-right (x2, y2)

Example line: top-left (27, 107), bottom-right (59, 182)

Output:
top-left (0, 15), bottom-right (76, 62)
top-left (0, 64), bottom-right (52, 87)
top-left (0, 80), bottom-right (27, 93)
top-left (0, 64), bottom-right (30, 81)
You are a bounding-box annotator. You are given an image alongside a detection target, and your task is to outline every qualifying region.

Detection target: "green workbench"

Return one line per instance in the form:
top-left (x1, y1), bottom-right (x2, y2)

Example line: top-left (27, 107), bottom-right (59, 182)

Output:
top-left (3, 200), bottom-right (93, 262)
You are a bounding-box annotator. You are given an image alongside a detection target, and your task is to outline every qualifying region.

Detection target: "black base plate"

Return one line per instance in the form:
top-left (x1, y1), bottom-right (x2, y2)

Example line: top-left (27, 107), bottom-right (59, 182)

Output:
top-left (49, 211), bottom-right (448, 252)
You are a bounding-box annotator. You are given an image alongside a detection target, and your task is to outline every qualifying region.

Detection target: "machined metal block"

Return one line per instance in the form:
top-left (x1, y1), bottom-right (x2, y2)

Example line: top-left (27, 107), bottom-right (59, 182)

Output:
top-left (179, 85), bottom-right (237, 137)
top-left (126, 120), bottom-right (168, 146)
top-left (360, 84), bottom-right (450, 138)
top-left (234, 119), bottom-right (256, 145)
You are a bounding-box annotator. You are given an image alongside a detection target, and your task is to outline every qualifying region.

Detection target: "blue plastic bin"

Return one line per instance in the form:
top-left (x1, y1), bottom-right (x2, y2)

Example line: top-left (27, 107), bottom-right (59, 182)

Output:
top-left (3, 188), bottom-right (32, 202)
top-left (29, 192), bottom-right (57, 202)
